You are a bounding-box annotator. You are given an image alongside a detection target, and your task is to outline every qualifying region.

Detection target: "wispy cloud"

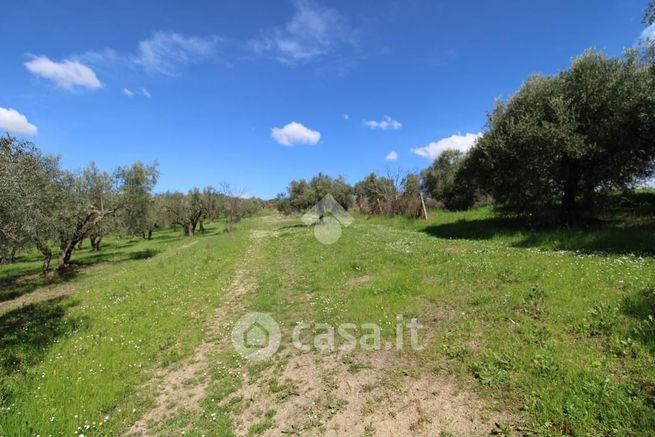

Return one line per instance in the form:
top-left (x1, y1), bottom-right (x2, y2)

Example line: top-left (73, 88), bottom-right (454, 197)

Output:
top-left (122, 87), bottom-right (151, 98)
top-left (24, 56), bottom-right (102, 90)
top-left (342, 113), bottom-right (349, 121)
top-left (363, 115), bottom-right (402, 131)
top-left (132, 32), bottom-right (220, 75)
top-left (252, 0), bottom-right (356, 64)
top-left (0, 107), bottom-right (38, 135)
top-left (412, 132), bottom-right (481, 161)
top-left (76, 31), bottom-right (219, 77)
top-left (385, 150), bottom-right (398, 161)
top-left (271, 121), bottom-right (320, 146)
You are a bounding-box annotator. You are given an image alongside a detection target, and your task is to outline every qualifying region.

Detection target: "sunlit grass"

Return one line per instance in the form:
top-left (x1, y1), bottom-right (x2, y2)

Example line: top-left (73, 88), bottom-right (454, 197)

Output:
top-left (0, 220), bottom-right (254, 435)
top-left (243, 208), bottom-right (655, 435)
top-left (1, 208), bottom-right (654, 435)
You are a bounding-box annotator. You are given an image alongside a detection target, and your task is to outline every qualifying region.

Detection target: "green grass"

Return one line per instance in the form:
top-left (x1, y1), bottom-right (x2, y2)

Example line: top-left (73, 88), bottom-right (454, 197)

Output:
top-left (242, 207), bottom-right (655, 435)
top-left (1, 207), bottom-right (655, 435)
top-left (0, 220), bottom-right (255, 436)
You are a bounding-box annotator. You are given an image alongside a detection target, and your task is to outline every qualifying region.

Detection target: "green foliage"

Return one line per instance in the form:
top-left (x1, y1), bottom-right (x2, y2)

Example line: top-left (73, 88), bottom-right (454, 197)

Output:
top-left (279, 172), bottom-right (353, 213)
top-left (0, 135), bottom-right (61, 264)
top-left (463, 50), bottom-right (655, 222)
top-left (645, 0), bottom-right (655, 25)
top-left (158, 185), bottom-right (262, 235)
top-left (400, 173), bottom-right (423, 217)
top-left (421, 149), bottom-right (476, 210)
top-left (352, 170), bottom-right (427, 217)
top-left (353, 172), bottom-right (397, 214)
top-left (115, 161), bottom-right (159, 238)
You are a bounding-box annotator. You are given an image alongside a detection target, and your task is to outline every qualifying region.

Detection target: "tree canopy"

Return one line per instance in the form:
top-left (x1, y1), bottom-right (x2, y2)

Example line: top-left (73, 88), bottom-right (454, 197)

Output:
top-left (460, 50), bottom-right (655, 222)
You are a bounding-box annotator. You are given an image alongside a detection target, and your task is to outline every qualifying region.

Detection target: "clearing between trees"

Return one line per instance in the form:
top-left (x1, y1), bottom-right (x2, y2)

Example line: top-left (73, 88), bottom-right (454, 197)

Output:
top-left (1, 209), bottom-right (654, 435)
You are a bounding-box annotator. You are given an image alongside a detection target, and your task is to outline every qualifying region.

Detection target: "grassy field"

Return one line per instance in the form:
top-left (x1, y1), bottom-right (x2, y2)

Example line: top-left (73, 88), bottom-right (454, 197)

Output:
top-left (1, 207), bottom-right (654, 435)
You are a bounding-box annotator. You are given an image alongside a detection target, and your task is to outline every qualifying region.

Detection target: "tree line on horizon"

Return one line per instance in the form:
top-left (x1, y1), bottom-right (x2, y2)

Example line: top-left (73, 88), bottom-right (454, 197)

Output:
top-left (0, 136), bottom-right (263, 273)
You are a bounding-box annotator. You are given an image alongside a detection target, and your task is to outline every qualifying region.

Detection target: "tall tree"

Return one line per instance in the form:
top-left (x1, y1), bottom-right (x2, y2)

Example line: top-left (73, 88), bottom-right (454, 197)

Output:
top-left (354, 173), bottom-right (397, 214)
top-left (116, 161), bottom-right (159, 239)
top-left (284, 174), bottom-right (354, 213)
top-left (0, 135), bottom-right (61, 271)
top-left (464, 50), bottom-right (655, 222)
top-left (55, 163), bottom-right (117, 268)
top-left (160, 190), bottom-right (204, 236)
top-left (400, 173), bottom-right (423, 218)
top-left (421, 149), bottom-right (465, 203)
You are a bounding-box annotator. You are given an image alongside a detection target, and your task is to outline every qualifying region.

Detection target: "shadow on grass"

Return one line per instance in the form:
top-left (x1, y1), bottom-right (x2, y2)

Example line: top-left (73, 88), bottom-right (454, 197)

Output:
top-left (0, 273), bottom-right (67, 303)
top-left (73, 248), bottom-right (159, 267)
top-left (276, 224), bottom-right (307, 230)
top-left (0, 249), bottom-right (160, 303)
top-left (421, 217), bottom-right (655, 256)
top-left (0, 298), bottom-right (88, 377)
top-left (622, 288), bottom-right (655, 353)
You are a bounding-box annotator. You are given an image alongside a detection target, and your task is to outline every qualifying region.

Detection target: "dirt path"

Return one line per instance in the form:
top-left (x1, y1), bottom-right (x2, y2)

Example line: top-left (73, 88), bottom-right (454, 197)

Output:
top-left (125, 219), bottom-right (513, 436)
top-left (125, 230), bottom-right (267, 436)
top-left (221, 346), bottom-right (510, 436)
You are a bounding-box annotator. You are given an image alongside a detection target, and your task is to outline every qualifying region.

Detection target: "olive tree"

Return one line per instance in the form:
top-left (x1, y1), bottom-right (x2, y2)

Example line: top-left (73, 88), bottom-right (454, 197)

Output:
top-left (354, 172), bottom-right (397, 214)
top-left (463, 50), bottom-right (655, 222)
top-left (0, 135), bottom-right (61, 271)
top-left (420, 149), bottom-right (477, 210)
top-left (282, 173), bottom-right (354, 213)
top-left (400, 173), bottom-right (423, 218)
top-left (55, 163), bottom-right (118, 268)
top-left (115, 161), bottom-right (159, 239)
top-left (160, 190), bottom-right (203, 236)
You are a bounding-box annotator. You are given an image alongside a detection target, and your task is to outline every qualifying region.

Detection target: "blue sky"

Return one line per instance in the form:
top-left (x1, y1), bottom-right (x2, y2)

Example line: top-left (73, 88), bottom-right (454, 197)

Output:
top-left (1, 0), bottom-right (652, 198)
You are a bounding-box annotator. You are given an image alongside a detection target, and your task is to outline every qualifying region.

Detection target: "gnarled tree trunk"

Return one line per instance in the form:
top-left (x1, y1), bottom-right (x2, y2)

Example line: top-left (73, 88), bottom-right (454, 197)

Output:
top-left (58, 240), bottom-right (77, 270)
top-left (35, 240), bottom-right (52, 274)
top-left (90, 236), bottom-right (102, 251)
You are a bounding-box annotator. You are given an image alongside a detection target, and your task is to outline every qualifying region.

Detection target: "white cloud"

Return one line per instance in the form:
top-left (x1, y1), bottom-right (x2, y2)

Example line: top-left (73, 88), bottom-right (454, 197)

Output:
top-left (385, 150), bottom-right (398, 161)
top-left (0, 107), bottom-right (38, 135)
top-left (122, 87), bottom-right (134, 96)
top-left (24, 56), bottom-right (102, 90)
top-left (141, 88), bottom-right (152, 98)
top-left (271, 121), bottom-right (320, 146)
top-left (412, 132), bottom-right (481, 161)
top-left (132, 32), bottom-right (219, 76)
top-left (642, 23), bottom-right (655, 42)
top-left (342, 113), bottom-right (349, 121)
top-left (252, 0), bottom-right (354, 64)
top-left (363, 115), bottom-right (402, 131)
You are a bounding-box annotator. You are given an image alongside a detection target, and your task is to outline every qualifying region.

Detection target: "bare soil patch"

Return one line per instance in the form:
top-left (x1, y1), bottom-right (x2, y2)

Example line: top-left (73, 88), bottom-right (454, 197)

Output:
top-left (227, 348), bottom-right (511, 436)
